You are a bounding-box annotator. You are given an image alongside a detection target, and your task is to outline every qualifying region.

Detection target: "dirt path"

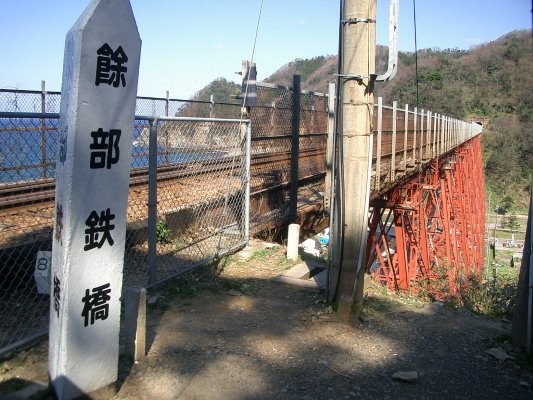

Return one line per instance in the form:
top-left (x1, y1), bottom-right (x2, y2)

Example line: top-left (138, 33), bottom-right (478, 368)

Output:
top-left (1, 240), bottom-right (533, 399)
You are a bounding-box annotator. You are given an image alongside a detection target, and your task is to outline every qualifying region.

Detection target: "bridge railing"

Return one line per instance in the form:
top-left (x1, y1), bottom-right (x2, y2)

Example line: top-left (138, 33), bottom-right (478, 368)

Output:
top-left (370, 97), bottom-right (483, 193)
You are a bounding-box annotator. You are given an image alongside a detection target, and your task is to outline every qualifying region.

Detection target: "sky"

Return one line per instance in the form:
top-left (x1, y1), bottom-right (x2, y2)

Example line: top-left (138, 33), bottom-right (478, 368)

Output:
top-left (1, 0), bottom-right (531, 99)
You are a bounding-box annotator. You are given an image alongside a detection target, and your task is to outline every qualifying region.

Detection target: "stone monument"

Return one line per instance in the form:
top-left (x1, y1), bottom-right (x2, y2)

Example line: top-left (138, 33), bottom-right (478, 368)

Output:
top-left (49, 0), bottom-right (141, 398)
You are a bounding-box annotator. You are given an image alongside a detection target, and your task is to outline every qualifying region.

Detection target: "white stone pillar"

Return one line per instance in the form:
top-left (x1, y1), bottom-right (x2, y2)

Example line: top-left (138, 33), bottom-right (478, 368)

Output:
top-left (49, 0), bottom-right (141, 398)
top-left (287, 223), bottom-right (301, 261)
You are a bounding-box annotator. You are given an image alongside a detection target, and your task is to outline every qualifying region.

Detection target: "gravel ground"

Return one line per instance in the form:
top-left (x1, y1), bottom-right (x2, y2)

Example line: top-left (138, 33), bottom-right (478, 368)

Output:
top-left (1, 240), bottom-right (532, 400)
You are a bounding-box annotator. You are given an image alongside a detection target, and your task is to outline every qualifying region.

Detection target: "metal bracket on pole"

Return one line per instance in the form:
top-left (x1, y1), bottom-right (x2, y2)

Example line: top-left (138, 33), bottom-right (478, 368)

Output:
top-left (341, 18), bottom-right (376, 25)
top-left (334, 73), bottom-right (364, 82)
top-left (375, 0), bottom-right (399, 82)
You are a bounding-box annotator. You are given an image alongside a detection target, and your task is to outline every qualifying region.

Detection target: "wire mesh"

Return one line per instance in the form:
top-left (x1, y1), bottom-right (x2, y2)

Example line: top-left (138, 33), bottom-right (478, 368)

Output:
top-left (134, 97), bottom-right (241, 120)
top-left (247, 84), bottom-right (328, 234)
top-left (150, 120), bottom-right (247, 281)
top-left (0, 113), bottom-right (60, 354)
top-left (0, 90), bottom-right (60, 114)
top-left (0, 85), bottom-right (330, 355)
top-left (250, 85), bottom-right (293, 137)
top-left (299, 135), bottom-right (327, 179)
top-left (0, 106), bottom-right (250, 355)
top-left (125, 118), bottom-right (249, 287)
top-left (300, 92), bottom-right (328, 134)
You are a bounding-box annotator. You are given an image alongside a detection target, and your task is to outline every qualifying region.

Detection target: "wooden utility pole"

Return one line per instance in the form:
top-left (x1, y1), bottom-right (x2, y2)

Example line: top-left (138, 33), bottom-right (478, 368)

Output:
top-left (289, 75), bottom-right (301, 223)
top-left (335, 0), bottom-right (376, 320)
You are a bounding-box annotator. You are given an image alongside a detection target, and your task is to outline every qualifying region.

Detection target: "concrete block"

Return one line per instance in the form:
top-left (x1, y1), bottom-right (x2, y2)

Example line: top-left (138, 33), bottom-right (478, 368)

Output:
top-left (311, 269), bottom-right (328, 289)
top-left (124, 287), bottom-right (146, 362)
top-left (33, 251), bottom-right (51, 295)
top-left (286, 224), bottom-right (300, 261)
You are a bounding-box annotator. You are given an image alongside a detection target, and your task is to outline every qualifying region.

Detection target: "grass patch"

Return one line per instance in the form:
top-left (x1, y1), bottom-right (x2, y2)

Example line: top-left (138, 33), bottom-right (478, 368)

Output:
top-left (221, 246), bottom-right (284, 270)
top-left (275, 254), bottom-right (296, 269)
top-left (248, 246), bottom-right (280, 261)
top-left (361, 281), bottom-right (427, 317)
top-left (460, 270), bottom-right (518, 317)
top-left (174, 240), bottom-right (188, 251)
top-left (156, 220), bottom-right (171, 244)
top-left (163, 278), bottom-right (201, 299)
top-left (360, 295), bottom-right (396, 317)
top-left (150, 278), bottom-right (204, 311)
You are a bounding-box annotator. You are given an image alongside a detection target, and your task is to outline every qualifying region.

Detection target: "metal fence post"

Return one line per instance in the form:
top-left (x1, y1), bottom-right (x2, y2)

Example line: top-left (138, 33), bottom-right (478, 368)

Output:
top-left (442, 117), bottom-right (448, 154)
top-left (419, 109), bottom-right (425, 162)
top-left (426, 111), bottom-right (431, 159)
top-left (289, 75), bottom-right (301, 223)
top-left (40, 80), bottom-right (47, 179)
top-left (412, 107), bottom-right (418, 163)
top-left (147, 119), bottom-right (158, 286)
top-left (404, 104), bottom-right (408, 167)
top-left (432, 113), bottom-right (437, 158)
top-left (435, 114), bottom-right (442, 157)
top-left (270, 101), bottom-right (276, 128)
top-left (165, 91), bottom-right (169, 117)
top-left (376, 97), bottom-right (382, 191)
top-left (391, 100), bottom-right (397, 182)
top-left (325, 82), bottom-right (335, 213)
top-left (244, 121), bottom-right (251, 242)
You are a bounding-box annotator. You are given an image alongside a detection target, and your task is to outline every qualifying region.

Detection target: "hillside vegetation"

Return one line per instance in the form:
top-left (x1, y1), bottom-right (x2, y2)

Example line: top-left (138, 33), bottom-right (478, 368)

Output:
top-left (193, 31), bottom-right (532, 209)
top-left (189, 78), bottom-right (242, 104)
top-left (379, 31), bottom-right (532, 209)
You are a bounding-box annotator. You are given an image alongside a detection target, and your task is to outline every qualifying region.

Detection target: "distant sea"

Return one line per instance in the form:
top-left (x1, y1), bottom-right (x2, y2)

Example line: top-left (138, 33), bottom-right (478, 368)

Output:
top-left (0, 118), bottom-right (224, 185)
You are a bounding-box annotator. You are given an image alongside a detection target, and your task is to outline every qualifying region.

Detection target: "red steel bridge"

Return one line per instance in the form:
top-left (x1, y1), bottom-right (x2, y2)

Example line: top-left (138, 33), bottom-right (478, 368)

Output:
top-left (327, 98), bottom-right (485, 300)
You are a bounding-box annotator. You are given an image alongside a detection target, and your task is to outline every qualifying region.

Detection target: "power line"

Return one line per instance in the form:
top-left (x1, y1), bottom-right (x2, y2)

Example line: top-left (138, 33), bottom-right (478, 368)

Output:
top-left (413, 0), bottom-right (419, 108)
top-left (241, 0), bottom-right (264, 114)
top-left (248, 0), bottom-right (264, 69)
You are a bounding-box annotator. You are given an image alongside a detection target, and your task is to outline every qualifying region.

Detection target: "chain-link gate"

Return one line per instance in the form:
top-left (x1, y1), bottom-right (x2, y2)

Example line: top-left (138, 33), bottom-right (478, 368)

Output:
top-left (0, 92), bottom-right (250, 355)
top-left (124, 116), bottom-right (250, 288)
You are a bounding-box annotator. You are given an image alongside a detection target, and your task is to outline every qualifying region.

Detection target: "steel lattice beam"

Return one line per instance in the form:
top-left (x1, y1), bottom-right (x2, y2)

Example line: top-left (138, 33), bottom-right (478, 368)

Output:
top-left (367, 136), bottom-right (485, 298)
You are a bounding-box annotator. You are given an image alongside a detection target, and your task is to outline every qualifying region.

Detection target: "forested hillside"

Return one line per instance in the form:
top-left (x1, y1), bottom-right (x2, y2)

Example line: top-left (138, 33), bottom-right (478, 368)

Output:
top-left (377, 31), bottom-right (532, 210)
top-left (189, 78), bottom-right (242, 104)
top-left (193, 30), bottom-right (532, 208)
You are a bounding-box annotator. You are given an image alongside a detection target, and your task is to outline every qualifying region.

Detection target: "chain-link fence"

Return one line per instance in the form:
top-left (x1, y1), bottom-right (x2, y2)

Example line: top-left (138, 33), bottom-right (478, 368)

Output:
top-left (248, 83), bottom-right (328, 234)
top-left (0, 102), bottom-right (250, 355)
top-left (0, 89), bottom-right (61, 114)
top-left (124, 116), bottom-right (250, 289)
top-left (0, 89), bottom-right (242, 120)
top-left (135, 96), bottom-right (241, 119)
top-left (0, 83), bottom-right (328, 355)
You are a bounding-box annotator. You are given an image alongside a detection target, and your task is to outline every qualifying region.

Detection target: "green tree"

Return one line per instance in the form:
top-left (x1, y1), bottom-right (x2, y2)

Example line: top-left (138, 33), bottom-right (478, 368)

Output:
top-left (504, 214), bottom-right (520, 233)
top-left (500, 196), bottom-right (514, 212)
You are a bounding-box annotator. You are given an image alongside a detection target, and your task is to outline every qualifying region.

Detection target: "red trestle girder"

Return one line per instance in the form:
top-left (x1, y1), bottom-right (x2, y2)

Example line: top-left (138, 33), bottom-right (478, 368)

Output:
top-left (367, 136), bottom-right (486, 298)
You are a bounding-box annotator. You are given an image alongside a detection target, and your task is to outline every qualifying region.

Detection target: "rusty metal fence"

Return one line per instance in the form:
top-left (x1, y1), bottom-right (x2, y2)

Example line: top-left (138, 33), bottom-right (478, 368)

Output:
top-left (0, 90), bottom-right (250, 355)
top-left (249, 82), bottom-right (328, 234)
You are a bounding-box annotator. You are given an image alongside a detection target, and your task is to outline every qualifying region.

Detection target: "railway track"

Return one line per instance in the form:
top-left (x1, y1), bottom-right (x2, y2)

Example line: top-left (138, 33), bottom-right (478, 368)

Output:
top-left (0, 147), bottom-right (325, 210)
